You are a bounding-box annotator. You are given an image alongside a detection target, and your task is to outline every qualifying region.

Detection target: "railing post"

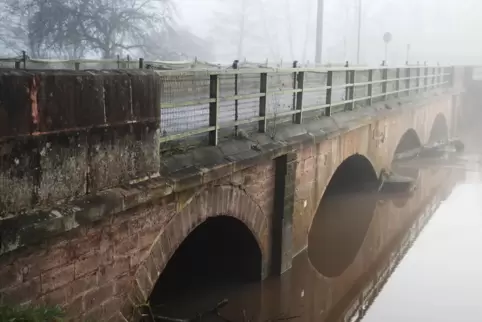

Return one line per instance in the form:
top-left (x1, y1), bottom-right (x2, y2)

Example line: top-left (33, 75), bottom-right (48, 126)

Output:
top-left (325, 70), bottom-right (333, 116)
top-left (417, 64), bottom-right (421, 94)
top-left (382, 67), bottom-right (388, 100)
top-left (22, 51), bottom-right (27, 69)
top-left (344, 61), bottom-right (350, 110)
top-left (209, 74), bottom-right (220, 146)
top-left (294, 71), bottom-right (304, 124)
top-left (292, 60), bottom-right (298, 123)
top-left (450, 66), bottom-right (456, 88)
top-left (424, 62), bottom-right (428, 92)
top-left (74, 62), bottom-right (80, 71)
top-left (259, 72), bottom-right (268, 133)
top-left (436, 63), bottom-right (441, 88)
top-left (367, 69), bottom-right (373, 106)
top-left (233, 60), bottom-right (239, 135)
top-left (349, 70), bottom-right (355, 110)
top-left (395, 68), bottom-right (401, 98)
top-left (138, 58), bottom-right (144, 69)
top-left (406, 68), bottom-right (411, 96)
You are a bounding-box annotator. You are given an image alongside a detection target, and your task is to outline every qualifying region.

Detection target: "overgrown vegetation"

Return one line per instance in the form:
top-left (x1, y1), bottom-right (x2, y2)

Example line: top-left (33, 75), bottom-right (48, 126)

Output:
top-left (0, 304), bottom-right (64, 322)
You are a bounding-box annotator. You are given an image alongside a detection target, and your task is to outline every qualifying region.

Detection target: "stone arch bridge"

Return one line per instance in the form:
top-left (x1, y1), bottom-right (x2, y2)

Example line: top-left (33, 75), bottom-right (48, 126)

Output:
top-left (0, 66), bottom-right (474, 321)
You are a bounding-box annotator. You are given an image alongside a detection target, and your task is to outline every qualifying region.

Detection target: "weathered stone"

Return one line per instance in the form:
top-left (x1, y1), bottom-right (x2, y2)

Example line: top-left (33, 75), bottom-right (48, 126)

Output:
top-left (38, 132), bottom-right (88, 205)
top-left (0, 138), bottom-right (36, 215)
top-left (0, 71), bottom-right (37, 137)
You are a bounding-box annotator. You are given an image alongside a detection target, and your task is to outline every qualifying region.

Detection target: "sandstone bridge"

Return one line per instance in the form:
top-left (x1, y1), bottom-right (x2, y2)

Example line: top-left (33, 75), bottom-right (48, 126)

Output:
top-left (0, 64), bottom-right (478, 321)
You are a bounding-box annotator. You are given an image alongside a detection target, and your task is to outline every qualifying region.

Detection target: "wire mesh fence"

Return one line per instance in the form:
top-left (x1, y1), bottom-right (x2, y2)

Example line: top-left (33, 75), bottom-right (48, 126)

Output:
top-left (156, 65), bottom-right (454, 151)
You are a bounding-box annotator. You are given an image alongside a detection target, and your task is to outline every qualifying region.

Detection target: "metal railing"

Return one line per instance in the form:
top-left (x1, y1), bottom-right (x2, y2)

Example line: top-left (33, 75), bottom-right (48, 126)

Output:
top-left (0, 52), bottom-right (225, 70)
top-left (157, 64), bottom-right (454, 146)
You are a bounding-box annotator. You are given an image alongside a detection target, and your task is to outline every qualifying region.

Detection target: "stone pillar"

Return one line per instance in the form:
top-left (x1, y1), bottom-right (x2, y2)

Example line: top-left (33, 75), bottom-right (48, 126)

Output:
top-left (271, 152), bottom-right (298, 275)
top-left (0, 69), bottom-right (161, 218)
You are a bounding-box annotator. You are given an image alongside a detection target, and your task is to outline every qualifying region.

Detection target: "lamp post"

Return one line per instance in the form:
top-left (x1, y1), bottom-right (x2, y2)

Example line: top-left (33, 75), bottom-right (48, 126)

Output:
top-left (315, 0), bottom-right (324, 65)
top-left (356, 0), bottom-right (362, 64)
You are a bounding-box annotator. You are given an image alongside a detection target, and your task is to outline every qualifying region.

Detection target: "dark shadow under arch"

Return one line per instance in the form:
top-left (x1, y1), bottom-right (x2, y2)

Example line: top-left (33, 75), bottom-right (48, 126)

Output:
top-left (308, 154), bottom-right (379, 278)
top-left (391, 129), bottom-right (422, 208)
top-left (394, 129), bottom-right (422, 157)
top-left (149, 216), bottom-right (262, 318)
top-left (428, 113), bottom-right (449, 145)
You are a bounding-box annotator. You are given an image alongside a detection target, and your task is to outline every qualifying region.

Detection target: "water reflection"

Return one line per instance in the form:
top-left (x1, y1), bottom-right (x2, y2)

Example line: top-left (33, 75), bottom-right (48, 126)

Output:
top-left (361, 172), bottom-right (482, 322)
top-left (211, 166), bottom-right (463, 322)
top-left (308, 191), bottom-right (378, 278)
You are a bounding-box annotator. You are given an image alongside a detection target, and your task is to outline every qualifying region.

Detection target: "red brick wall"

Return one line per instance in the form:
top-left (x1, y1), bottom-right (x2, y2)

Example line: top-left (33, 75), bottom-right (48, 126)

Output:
top-left (0, 94), bottom-right (458, 321)
top-left (0, 160), bottom-right (275, 321)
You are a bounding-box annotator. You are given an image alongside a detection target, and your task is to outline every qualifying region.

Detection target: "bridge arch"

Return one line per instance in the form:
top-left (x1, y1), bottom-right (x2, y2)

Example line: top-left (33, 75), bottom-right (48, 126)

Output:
top-left (391, 128), bottom-right (422, 208)
top-left (428, 113), bottom-right (449, 145)
top-left (308, 153), bottom-right (379, 278)
top-left (393, 128), bottom-right (422, 158)
top-left (127, 185), bottom-right (269, 317)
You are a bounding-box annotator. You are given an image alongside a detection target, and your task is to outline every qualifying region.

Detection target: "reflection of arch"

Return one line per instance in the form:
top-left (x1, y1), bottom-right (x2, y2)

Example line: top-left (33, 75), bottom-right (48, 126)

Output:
top-left (308, 154), bottom-right (378, 278)
top-left (127, 185), bottom-right (269, 316)
top-left (428, 113), bottom-right (449, 144)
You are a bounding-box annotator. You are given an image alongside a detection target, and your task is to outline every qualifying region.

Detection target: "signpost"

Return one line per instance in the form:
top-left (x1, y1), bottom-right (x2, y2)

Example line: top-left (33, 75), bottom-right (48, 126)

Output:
top-left (406, 44), bottom-right (411, 64)
top-left (383, 32), bottom-right (392, 65)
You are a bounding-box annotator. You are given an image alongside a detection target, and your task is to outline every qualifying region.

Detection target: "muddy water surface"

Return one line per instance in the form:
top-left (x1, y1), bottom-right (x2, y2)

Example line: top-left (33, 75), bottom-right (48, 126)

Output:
top-left (151, 134), bottom-right (482, 321)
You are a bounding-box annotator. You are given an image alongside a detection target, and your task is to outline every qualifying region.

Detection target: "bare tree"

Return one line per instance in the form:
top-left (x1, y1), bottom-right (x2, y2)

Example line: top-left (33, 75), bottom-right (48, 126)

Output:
top-left (1, 0), bottom-right (179, 59)
top-left (211, 0), bottom-right (266, 61)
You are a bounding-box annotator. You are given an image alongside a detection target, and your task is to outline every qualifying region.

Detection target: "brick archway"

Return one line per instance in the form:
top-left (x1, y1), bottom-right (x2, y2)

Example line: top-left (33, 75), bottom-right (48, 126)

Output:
top-left (123, 184), bottom-right (269, 319)
top-left (428, 113), bottom-right (449, 144)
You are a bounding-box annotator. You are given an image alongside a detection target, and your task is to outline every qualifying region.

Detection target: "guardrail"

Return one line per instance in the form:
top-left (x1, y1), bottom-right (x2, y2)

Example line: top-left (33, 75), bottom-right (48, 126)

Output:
top-left (0, 55), bottom-right (454, 147)
top-left (157, 65), bottom-right (454, 146)
top-left (0, 55), bottom-right (223, 70)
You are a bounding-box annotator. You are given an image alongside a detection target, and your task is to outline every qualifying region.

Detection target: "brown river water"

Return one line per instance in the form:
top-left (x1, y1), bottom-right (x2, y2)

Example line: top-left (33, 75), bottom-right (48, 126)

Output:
top-left (149, 130), bottom-right (482, 322)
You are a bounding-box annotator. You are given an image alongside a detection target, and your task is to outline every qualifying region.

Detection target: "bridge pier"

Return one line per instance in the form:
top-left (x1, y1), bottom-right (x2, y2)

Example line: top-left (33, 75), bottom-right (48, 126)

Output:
top-left (271, 152), bottom-right (297, 275)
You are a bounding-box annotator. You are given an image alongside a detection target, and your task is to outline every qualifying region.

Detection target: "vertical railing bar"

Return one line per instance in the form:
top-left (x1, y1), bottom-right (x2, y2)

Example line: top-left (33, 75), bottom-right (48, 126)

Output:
top-left (292, 61), bottom-right (298, 123)
top-left (295, 71), bottom-right (304, 124)
top-left (234, 60), bottom-right (239, 136)
top-left (209, 74), bottom-right (220, 145)
top-left (406, 68), bottom-right (411, 97)
top-left (139, 58), bottom-right (144, 69)
top-left (326, 70), bottom-right (333, 116)
top-left (22, 51), bottom-right (27, 69)
top-left (259, 72), bottom-right (268, 133)
top-left (74, 62), bottom-right (80, 71)
top-left (367, 69), bottom-right (373, 106)
top-left (424, 62), bottom-right (428, 92)
top-left (417, 63), bottom-right (421, 94)
top-left (382, 67), bottom-right (388, 101)
top-left (395, 68), bottom-right (401, 98)
top-left (350, 70), bottom-right (355, 110)
top-left (344, 61), bottom-right (350, 110)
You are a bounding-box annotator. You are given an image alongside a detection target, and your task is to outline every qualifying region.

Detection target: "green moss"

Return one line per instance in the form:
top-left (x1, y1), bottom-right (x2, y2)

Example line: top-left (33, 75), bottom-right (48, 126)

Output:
top-left (0, 304), bottom-right (64, 322)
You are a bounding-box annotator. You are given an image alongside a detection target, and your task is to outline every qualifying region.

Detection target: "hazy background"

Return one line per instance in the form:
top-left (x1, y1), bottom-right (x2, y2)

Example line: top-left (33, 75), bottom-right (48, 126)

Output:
top-left (0, 0), bottom-right (481, 65)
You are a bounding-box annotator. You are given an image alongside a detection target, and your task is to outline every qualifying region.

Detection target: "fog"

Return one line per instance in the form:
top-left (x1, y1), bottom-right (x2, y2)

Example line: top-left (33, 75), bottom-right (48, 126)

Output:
top-left (0, 0), bottom-right (481, 65)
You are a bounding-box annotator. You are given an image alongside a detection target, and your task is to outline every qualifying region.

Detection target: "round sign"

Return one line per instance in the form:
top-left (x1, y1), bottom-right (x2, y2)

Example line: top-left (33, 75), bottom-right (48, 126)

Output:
top-left (383, 32), bottom-right (392, 43)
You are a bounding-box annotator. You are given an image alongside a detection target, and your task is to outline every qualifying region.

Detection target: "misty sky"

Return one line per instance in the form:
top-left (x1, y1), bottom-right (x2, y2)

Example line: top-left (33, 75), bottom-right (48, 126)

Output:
top-left (178, 0), bottom-right (482, 65)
